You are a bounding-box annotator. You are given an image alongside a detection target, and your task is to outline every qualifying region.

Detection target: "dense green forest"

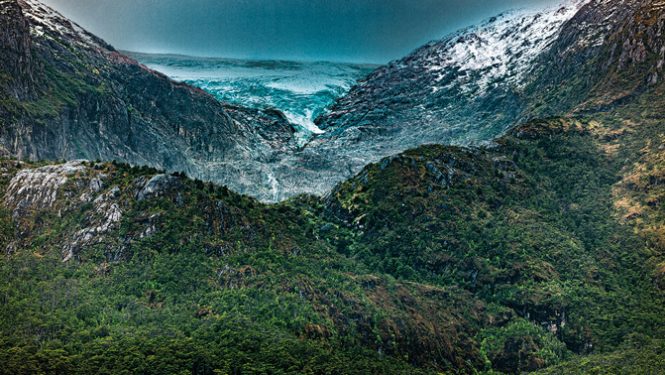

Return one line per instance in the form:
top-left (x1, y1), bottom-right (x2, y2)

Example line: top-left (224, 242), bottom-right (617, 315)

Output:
top-left (1, 90), bottom-right (664, 373)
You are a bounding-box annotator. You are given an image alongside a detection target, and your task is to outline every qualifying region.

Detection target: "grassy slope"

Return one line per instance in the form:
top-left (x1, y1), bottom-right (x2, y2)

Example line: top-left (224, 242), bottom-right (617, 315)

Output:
top-left (0, 88), bottom-right (664, 374)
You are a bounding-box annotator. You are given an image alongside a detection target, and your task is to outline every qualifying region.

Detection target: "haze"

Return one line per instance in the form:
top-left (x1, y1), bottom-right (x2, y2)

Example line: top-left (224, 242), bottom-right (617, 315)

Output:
top-left (41, 0), bottom-right (561, 63)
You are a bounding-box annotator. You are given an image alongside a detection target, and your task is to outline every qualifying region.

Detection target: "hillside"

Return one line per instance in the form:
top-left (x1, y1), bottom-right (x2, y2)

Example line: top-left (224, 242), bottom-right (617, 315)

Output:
top-left (0, 0), bottom-right (299, 201)
top-left (2, 0), bottom-right (662, 202)
top-left (310, 0), bottom-right (665, 197)
top-left (525, 0), bottom-right (665, 115)
top-left (1, 88), bottom-right (664, 373)
top-left (1, 0), bottom-right (664, 373)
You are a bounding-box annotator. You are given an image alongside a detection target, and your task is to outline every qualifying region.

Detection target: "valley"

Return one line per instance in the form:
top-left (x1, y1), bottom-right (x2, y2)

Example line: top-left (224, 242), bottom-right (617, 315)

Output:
top-left (0, 0), bottom-right (664, 373)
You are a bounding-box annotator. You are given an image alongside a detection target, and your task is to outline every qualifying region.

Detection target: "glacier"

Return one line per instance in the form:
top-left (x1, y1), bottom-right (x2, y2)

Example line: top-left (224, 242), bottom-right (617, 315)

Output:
top-left (131, 53), bottom-right (376, 146)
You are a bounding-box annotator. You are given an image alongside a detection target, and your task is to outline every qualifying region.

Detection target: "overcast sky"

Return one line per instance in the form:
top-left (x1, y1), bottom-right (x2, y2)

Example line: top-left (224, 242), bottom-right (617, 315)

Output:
top-left (41, 0), bottom-right (561, 63)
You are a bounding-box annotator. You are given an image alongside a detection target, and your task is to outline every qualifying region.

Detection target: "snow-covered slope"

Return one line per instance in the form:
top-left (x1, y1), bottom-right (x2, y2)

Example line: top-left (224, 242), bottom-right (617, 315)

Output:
top-left (282, 1), bottom-right (591, 200)
top-left (317, 0), bottom-right (589, 139)
top-left (422, 2), bottom-right (587, 95)
top-left (525, 0), bottom-right (663, 114)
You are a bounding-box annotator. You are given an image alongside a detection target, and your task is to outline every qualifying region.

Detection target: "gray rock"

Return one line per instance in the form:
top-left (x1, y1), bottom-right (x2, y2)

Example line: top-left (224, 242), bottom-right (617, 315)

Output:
top-left (3, 161), bottom-right (87, 219)
top-left (136, 174), bottom-right (179, 201)
top-left (1, 0), bottom-right (661, 203)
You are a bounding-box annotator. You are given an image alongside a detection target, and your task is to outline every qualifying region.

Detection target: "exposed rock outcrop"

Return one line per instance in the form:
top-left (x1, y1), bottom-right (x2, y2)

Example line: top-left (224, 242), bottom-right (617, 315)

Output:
top-left (4, 161), bottom-right (89, 220)
top-left (525, 0), bottom-right (665, 114)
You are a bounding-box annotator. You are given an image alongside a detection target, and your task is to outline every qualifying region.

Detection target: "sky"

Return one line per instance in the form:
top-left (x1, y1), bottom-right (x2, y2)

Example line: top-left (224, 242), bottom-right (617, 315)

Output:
top-left (41, 0), bottom-right (560, 64)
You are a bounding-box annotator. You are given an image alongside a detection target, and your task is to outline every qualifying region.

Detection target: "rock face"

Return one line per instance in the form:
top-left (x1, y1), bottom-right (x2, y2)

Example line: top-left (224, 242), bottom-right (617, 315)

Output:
top-left (1, 159), bottom-right (241, 261)
top-left (316, 2), bottom-right (585, 145)
top-left (0, 0), bottom-right (298, 201)
top-left (4, 161), bottom-right (88, 219)
top-left (525, 0), bottom-right (665, 114)
top-left (304, 0), bottom-right (665, 198)
top-left (2, 161), bottom-right (124, 260)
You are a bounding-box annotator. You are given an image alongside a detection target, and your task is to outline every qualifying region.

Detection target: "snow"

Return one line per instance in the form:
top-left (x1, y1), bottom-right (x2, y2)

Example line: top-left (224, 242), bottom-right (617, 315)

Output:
top-left (424, 0), bottom-right (590, 94)
top-left (19, 0), bottom-right (102, 49)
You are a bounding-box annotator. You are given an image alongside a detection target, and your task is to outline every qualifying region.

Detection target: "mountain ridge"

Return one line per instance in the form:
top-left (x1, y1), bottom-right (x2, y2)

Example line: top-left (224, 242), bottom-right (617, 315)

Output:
top-left (0, 0), bottom-right (618, 201)
top-left (0, 0), bottom-right (301, 200)
top-left (2, 0), bottom-right (662, 202)
top-left (0, 0), bottom-right (664, 372)
top-left (0, 101), bottom-right (663, 373)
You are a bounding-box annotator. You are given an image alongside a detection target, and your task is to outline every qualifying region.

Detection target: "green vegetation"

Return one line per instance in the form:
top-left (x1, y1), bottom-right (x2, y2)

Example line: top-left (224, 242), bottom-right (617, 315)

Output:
top-left (1, 1), bottom-right (663, 372)
top-left (1, 93), bottom-right (663, 374)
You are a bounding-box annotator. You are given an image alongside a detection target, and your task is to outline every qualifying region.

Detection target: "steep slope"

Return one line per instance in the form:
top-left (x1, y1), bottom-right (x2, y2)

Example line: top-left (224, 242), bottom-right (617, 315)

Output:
top-left (312, 1), bottom-right (587, 159)
top-left (1, 0), bottom-right (663, 373)
top-left (303, 0), bottom-right (664, 200)
top-left (1, 0), bottom-right (661, 203)
top-left (1, 92), bottom-right (664, 373)
top-left (0, 158), bottom-right (487, 374)
top-left (0, 0), bottom-right (298, 201)
top-left (234, 1), bottom-right (592, 200)
top-left (525, 0), bottom-right (665, 114)
top-left (316, 2), bottom-right (584, 141)
top-left (321, 94), bottom-right (665, 372)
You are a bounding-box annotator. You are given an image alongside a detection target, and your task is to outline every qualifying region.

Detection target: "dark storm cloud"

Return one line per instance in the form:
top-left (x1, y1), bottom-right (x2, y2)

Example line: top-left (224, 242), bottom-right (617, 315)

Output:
top-left (40, 0), bottom-right (559, 63)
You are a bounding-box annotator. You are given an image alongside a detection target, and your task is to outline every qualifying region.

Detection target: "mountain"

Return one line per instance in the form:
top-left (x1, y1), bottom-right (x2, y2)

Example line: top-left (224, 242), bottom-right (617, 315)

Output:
top-left (316, 2), bottom-right (583, 145)
top-left (1, 0), bottom-right (662, 203)
top-left (309, 0), bottom-right (665, 196)
top-left (0, 0), bottom-right (299, 200)
top-left (241, 0), bottom-right (663, 201)
top-left (0, 0), bottom-right (664, 372)
top-left (0, 96), bottom-right (663, 374)
top-left (246, 1), bottom-right (593, 200)
top-left (525, 0), bottom-right (665, 114)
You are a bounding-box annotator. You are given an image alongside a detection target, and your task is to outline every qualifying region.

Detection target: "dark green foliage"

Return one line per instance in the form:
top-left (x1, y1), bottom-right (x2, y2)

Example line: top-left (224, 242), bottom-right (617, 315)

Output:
top-left (478, 319), bottom-right (569, 373)
top-left (534, 340), bottom-right (665, 375)
top-left (1, 106), bottom-right (664, 374)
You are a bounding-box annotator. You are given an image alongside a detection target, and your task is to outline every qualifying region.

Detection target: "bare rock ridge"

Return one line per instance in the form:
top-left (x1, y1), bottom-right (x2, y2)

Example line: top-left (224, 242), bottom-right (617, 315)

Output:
top-left (289, 0), bottom-right (663, 201)
top-left (313, 0), bottom-right (664, 154)
top-left (2, 160), bottom-right (186, 262)
top-left (525, 0), bottom-right (665, 114)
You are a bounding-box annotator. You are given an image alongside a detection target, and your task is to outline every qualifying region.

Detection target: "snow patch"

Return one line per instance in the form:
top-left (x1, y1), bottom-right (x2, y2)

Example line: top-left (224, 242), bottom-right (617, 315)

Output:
top-left (424, 0), bottom-right (589, 94)
top-left (19, 0), bottom-right (102, 49)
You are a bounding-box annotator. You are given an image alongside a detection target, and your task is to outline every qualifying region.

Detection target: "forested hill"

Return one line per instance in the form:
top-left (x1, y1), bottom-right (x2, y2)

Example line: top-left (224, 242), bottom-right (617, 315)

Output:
top-left (1, 90), bottom-right (663, 373)
top-left (0, 0), bottom-right (664, 373)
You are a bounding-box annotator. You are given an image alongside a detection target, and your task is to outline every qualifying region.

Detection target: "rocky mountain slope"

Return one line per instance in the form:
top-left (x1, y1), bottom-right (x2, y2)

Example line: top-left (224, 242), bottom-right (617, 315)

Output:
top-left (0, 0), bottom-right (299, 201)
top-left (2, 0), bottom-right (663, 202)
top-left (316, 1), bottom-right (585, 146)
top-left (0, 0), bottom-right (664, 373)
top-left (309, 0), bottom-right (664, 193)
top-left (230, 0), bottom-right (664, 201)
top-left (526, 0), bottom-right (665, 115)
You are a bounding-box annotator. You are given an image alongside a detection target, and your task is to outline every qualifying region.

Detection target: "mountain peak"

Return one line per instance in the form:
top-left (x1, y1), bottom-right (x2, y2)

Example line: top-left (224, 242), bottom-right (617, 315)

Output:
top-left (16, 0), bottom-right (110, 50)
top-left (0, 0), bottom-right (299, 201)
top-left (417, 0), bottom-right (586, 95)
top-left (1, 0), bottom-right (662, 203)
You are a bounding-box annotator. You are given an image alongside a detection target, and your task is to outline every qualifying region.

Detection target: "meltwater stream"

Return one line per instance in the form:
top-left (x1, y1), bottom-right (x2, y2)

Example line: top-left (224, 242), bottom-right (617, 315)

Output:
top-left (130, 52), bottom-right (376, 144)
